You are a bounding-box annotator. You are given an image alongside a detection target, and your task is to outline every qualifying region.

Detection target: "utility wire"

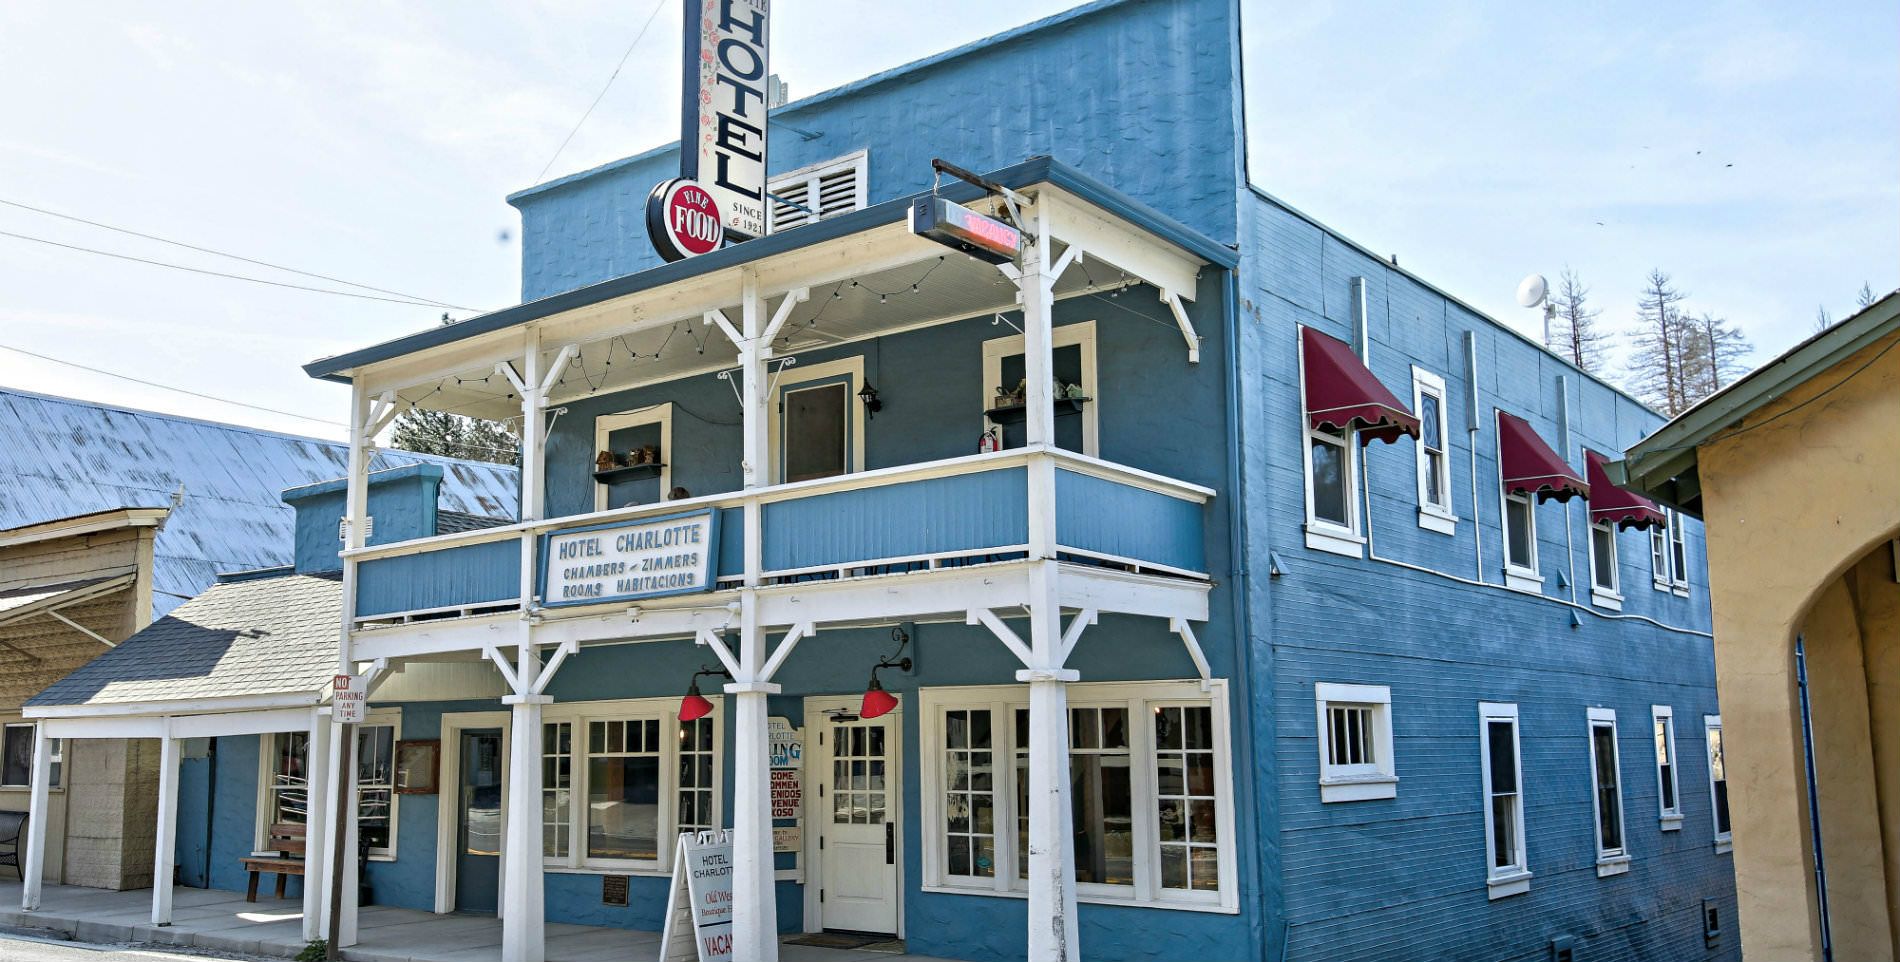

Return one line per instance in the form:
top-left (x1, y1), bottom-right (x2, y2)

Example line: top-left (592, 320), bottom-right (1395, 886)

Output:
top-left (535, 0), bottom-right (670, 184)
top-left (0, 197), bottom-right (473, 310)
top-left (0, 342), bottom-right (346, 428)
top-left (0, 229), bottom-right (460, 309)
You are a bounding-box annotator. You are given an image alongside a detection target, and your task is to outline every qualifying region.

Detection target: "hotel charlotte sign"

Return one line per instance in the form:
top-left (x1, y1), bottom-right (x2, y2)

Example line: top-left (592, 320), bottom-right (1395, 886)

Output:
top-left (539, 510), bottom-right (721, 606)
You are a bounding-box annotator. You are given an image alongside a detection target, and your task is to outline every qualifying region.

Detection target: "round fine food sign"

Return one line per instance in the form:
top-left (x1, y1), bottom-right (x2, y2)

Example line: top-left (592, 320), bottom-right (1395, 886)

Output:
top-left (646, 178), bottom-right (725, 262)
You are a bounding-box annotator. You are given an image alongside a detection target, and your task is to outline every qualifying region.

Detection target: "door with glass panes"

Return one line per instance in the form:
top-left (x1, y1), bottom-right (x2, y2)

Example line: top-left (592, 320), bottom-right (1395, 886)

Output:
top-left (815, 700), bottom-right (900, 934)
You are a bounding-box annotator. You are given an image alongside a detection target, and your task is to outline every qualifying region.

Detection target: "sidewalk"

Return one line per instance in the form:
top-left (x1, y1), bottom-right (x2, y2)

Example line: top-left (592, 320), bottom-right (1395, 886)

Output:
top-left (0, 881), bottom-right (948, 962)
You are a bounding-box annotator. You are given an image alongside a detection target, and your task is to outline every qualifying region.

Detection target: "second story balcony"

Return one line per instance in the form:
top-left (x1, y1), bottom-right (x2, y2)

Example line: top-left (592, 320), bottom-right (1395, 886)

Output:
top-left (306, 158), bottom-right (1238, 658)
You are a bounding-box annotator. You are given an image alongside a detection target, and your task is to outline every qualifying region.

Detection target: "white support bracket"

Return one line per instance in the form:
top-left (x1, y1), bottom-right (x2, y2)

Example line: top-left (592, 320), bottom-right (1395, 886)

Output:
top-left (1047, 246), bottom-right (1083, 291)
top-left (1057, 609), bottom-right (1097, 666)
top-left (758, 622), bottom-right (813, 684)
top-left (529, 639), bottom-right (579, 695)
top-left (703, 309), bottom-right (743, 348)
top-left (538, 344), bottom-right (579, 399)
top-left (696, 629), bottom-right (743, 679)
top-left (495, 362), bottom-right (530, 396)
top-left (364, 390), bottom-right (401, 438)
top-left (759, 288), bottom-right (810, 353)
top-left (1163, 291), bottom-right (1201, 364)
top-left (359, 657), bottom-right (390, 688)
top-left (967, 608), bottom-right (1034, 669)
top-left (483, 646), bottom-right (522, 693)
top-left (1169, 618), bottom-right (1213, 692)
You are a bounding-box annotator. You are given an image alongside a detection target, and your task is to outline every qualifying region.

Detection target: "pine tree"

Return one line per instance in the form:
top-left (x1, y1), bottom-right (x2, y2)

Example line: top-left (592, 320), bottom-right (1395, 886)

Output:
top-left (1686, 312), bottom-right (1753, 399)
top-left (388, 407), bottom-right (520, 465)
top-left (1624, 269), bottom-right (1693, 415)
top-left (1545, 268), bottom-right (1608, 373)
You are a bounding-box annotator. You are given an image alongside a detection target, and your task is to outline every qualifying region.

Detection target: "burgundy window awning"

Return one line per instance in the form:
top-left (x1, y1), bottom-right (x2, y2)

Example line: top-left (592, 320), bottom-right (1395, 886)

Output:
top-left (1497, 411), bottom-right (1589, 503)
top-left (1301, 327), bottom-right (1420, 445)
top-left (1584, 450), bottom-right (1667, 531)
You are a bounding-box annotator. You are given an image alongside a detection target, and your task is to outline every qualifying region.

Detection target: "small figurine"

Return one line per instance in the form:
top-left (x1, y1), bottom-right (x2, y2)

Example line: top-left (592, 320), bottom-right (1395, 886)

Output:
top-left (595, 451), bottom-right (618, 471)
top-left (640, 445), bottom-right (661, 465)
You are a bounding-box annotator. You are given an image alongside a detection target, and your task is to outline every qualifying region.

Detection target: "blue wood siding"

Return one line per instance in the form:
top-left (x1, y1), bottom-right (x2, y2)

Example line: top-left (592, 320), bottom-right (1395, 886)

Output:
top-left (760, 467), bottom-right (1027, 573)
top-left (1054, 469), bottom-right (1207, 573)
top-left (355, 539), bottom-right (521, 616)
top-left (717, 506), bottom-right (745, 579)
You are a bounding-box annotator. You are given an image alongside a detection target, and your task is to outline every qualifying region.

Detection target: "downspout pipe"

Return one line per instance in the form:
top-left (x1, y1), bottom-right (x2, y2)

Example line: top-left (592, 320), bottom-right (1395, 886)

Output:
top-left (1219, 268), bottom-right (1272, 960)
top-left (1797, 635), bottom-right (1835, 961)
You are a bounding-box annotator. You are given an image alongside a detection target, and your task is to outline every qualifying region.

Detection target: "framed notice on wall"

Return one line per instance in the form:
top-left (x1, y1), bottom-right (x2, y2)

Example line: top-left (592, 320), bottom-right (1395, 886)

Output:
top-left (394, 739), bottom-right (440, 795)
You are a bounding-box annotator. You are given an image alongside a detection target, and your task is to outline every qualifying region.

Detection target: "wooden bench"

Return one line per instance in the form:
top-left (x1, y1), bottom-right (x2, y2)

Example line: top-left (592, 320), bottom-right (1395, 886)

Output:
top-left (0, 810), bottom-right (26, 879)
top-left (241, 822), bottom-right (306, 902)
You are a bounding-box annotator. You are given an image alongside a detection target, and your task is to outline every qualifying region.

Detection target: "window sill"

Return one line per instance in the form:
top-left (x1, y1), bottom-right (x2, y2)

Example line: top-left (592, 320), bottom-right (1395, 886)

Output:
top-left (919, 882), bottom-right (1238, 915)
top-left (1673, 585), bottom-right (1690, 598)
top-left (1304, 524), bottom-right (1365, 559)
top-left (1591, 588), bottom-right (1624, 611)
top-left (1504, 569), bottom-right (1544, 594)
top-left (546, 864), bottom-right (672, 878)
top-left (1486, 869), bottom-right (1532, 900)
top-left (1318, 773), bottom-right (1398, 802)
top-left (1596, 855), bottom-right (1631, 877)
top-left (1714, 836), bottom-right (1732, 855)
top-left (1417, 509), bottom-right (1457, 536)
top-left (1660, 813), bottom-right (1684, 832)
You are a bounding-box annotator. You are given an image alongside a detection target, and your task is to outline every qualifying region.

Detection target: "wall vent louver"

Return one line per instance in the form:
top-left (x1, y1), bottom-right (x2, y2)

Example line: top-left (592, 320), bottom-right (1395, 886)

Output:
top-left (768, 151), bottom-right (869, 233)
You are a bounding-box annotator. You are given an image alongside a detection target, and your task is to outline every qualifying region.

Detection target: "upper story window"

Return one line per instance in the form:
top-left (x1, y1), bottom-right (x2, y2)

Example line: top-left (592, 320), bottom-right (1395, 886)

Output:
top-left (1587, 707), bottom-right (1629, 876)
top-left (593, 404), bottom-right (673, 511)
top-left (1589, 520), bottom-right (1621, 609)
top-left (1652, 509), bottom-right (1691, 595)
top-left (1296, 326), bottom-right (1422, 559)
top-left (768, 150), bottom-right (868, 232)
top-left (1706, 714), bottom-right (1731, 853)
top-left (768, 357), bottom-right (866, 485)
top-left (1411, 367), bottom-right (1454, 533)
top-left (1314, 682), bottom-right (1396, 802)
top-left (1479, 702), bottom-right (1529, 899)
top-left (981, 321), bottom-right (1099, 457)
top-left (1501, 489), bottom-right (1539, 589)
top-left (1652, 705), bottom-right (1683, 830)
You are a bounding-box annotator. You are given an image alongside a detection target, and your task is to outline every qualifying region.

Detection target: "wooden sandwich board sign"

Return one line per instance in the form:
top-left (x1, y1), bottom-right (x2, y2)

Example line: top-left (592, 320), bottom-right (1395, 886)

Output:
top-left (659, 830), bottom-right (735, 962)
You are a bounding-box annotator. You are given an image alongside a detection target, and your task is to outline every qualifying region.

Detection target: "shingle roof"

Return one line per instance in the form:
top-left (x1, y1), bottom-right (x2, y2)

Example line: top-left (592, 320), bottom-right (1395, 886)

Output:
top-left (25, 572), bottom-right (340, 709)
top-left (0, 386), bottom-right (518, 617)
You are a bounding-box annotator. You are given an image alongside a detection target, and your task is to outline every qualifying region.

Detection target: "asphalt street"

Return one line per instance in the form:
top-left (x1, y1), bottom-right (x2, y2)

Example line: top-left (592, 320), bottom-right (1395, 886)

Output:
top-left (0, 931), bottom-right (268, 962)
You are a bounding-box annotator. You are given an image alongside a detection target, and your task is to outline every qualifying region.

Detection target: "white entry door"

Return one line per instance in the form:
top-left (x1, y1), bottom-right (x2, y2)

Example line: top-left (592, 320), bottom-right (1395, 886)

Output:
top-left (816, 704), bottom-right (901, 934)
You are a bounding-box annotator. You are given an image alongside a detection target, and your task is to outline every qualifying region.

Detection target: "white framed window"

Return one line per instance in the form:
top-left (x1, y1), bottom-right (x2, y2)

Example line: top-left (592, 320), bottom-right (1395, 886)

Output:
top-left (1670, 514), bottom-right (1690, 594)
top-left (1587, 707), bottom-right (1629, 876)
top-left (1, 723), bottom-right (58, 789)
top-left (767, 150), bottom-right (868, 232)
top-left (1500, 486), bottom-right (1541, 592)
top-left (1650, 520), bottom-right (1671, 588)
top-left (256, 711), bottom-right (401, 859)
top-left (541, 697), bottom-right (721, 873)
top-left (1706, 714), bottom-right (1731, 853)
top-left (1478, 703), bottom-right (1529, 899)
top-left (767, 356), bottom-right (866, 485)
top-left (356, 720), bottom-right (399, 858)
top-left (1297, 326), bottom-right (1364, 557)
top-left (918, 680), bottom-right (1238, 913)
top-left (1652, 705), bottom-right (1682, 830)
top-left (260, 730), bottom-right (312, 842)
top-left (980, 320), bottom-right (1100, 458)
top-left (1315, 683), bottom-right (1396, 801)
top-left (592, 403), bottom-right (673, 511)
top-left (1412, 367), bottom-right (1455, 533)
top-left (1588, 521), bottom-right (1622, 610)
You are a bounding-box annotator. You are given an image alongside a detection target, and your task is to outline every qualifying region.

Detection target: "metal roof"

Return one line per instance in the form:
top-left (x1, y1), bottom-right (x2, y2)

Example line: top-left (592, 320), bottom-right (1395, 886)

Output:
top-left (25, 571), bottom-right (340, 710)
top-left (0, 386), bottom-right (519, 616)
top-left (304, 156), bottom-right (1238, 382)
top-left (1618, 289), bottom-right (1900, 515)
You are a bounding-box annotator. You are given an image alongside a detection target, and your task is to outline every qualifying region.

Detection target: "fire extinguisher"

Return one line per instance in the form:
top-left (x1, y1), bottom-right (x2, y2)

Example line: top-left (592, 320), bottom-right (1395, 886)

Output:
top-left (978, 427), bottom-right (1001, 453)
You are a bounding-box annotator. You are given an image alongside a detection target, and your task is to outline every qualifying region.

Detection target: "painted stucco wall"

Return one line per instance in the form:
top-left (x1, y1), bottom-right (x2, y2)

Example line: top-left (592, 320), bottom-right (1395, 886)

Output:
top-left (507, 0), bottom-right (1244, 302)
top-left (1238, 189), bottom-right (1734, 961)
top-left (1694, 326), bottom-right (1900, 961)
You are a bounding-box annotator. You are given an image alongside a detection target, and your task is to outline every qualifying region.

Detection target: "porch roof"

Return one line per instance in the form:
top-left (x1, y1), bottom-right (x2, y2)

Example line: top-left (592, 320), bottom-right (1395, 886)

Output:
top-left (25, 571), bottom-right (337, 713)
top-left (302, 156), bottom-right (1237, 386)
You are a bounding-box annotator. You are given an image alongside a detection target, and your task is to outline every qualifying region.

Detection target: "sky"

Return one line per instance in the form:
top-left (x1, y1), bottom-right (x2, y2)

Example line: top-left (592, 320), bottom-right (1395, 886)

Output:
top-left (0, 0), bottom-right (1893, 440)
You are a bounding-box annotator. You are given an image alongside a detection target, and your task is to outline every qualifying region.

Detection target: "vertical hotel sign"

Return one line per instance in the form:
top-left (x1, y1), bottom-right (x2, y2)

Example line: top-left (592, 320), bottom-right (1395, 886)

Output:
top-left (682, 0), bottom-right (769, 241)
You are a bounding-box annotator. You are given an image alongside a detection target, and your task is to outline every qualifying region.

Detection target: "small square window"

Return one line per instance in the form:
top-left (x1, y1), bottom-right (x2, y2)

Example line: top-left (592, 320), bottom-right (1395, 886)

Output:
top-left (1315, 683), bottom-right (1396, 801)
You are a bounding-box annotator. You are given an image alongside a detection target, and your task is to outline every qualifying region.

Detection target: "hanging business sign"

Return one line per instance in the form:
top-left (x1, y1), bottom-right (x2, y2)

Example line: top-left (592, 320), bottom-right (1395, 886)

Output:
top-left (658, 830), bottom-right (734, 962)
top-left (647, 178), bottom-right (727, 263)
top-left (908, 195), bottom-right (1021, 265)
top-left (539, 509), bottom-right (720, 607)
top-left (767, 716), bottom-right (802, 768)
top-left (682, 0), bottom-right (769, 241)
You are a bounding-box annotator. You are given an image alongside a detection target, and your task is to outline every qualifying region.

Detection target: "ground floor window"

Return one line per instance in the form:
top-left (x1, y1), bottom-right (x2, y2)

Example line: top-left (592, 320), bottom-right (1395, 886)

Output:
top-left (541, 698), bottom-right (721, 872)
top-left (1587, 707), bottom-right (1629, 875)
top-left (1706, 714), bottom-right (1731, 852)
top-left (921, 681), bottom-right (1236, 911)
top-left (257, 713), bottom-right (400, 858)
top-left (1478, 703), bottom-right (1529, 898)
top-left (357, 723), bottom-right (397, 857)
top-left (265, 731), bottom-right (311, 828)
top-left (1653, 706), bottom-right (1682, 829)
top-left (1, 724), bottom-right (59, 788)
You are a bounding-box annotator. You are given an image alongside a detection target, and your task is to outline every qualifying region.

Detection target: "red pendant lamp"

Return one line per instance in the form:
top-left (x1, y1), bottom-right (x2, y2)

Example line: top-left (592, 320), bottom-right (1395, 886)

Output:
top-left (678, 666), bottom-right (730, 722)
top-left (859, 627), bottom-right (913, 720)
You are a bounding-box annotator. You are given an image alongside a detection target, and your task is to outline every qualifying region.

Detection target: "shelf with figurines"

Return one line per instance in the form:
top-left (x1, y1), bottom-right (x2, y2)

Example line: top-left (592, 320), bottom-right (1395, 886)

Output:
top-left (593, 446), bottom-right (666, 485)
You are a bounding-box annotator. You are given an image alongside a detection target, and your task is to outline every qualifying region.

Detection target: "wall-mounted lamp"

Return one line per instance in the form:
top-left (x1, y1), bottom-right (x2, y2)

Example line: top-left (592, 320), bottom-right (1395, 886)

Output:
top-left (679, 665), bottom-right (732, 721)
top-left (858, 381), bottom-right (883, 420)
top-left (860, 626), bottom-right (912, 719)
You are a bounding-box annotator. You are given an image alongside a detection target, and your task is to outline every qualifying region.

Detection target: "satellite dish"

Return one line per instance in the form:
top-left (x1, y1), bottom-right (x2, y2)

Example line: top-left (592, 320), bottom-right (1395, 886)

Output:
top-left (1516, 273), bottom-right (1549, 309)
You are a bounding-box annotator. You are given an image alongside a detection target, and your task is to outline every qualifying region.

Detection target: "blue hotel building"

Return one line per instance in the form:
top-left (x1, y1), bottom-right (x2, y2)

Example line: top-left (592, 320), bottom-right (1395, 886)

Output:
top-left (18, 0), bottom-right (1736, 959)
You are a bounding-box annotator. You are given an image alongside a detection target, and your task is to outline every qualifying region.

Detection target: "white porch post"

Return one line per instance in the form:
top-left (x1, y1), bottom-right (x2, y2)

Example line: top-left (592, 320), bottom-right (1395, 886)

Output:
top-left (152, 729), bottom-right (181, 925)
top-left (727, 271), bottom-right (779, 962)
top-left (501, 656), bottom-right (549, 962)
top-left (302, 713), bottom-right (333, 940)
top-left (20, 724), bottom-right (53, 909)
top-left (329, 381), bottom-right (377, 951)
